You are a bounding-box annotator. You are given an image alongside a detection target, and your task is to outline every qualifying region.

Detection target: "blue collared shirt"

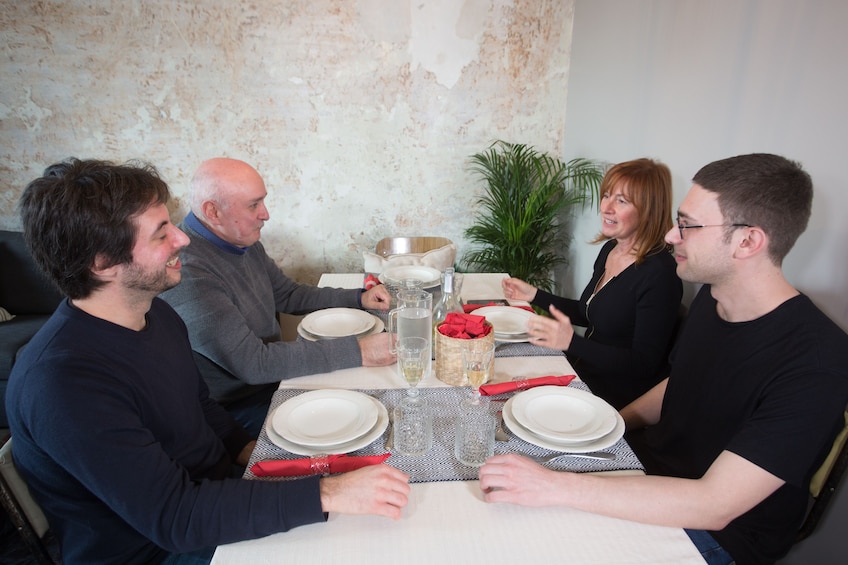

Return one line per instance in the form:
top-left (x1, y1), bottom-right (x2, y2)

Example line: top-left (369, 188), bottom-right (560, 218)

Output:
top-left (184, 212), bottom-right (248, 256)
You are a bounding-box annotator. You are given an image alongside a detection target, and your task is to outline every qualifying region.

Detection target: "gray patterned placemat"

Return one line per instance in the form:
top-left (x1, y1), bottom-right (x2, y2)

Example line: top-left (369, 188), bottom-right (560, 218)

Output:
top-left (246, 383), bottom-right (643, 483)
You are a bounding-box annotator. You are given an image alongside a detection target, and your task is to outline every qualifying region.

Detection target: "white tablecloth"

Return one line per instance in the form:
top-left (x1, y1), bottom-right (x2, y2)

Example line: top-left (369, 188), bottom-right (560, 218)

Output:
top-left (210, 274), bottom-right (704, 564)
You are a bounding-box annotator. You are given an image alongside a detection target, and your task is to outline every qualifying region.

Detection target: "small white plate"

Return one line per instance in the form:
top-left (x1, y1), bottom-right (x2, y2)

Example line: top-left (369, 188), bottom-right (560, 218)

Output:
top-left (379, 266), bottom-right (441, 289)
top-left (266, 395), bottom-right (389, 456)
top-left (511, 386), bottom-right (617, 444)
top-left (503, 395), bottom-right (624, 453)
top-left (474, 306), bottom-right (533, 336)
top-left (272, 389), bottom-right (378, 447)
top-left (301, 308), bottom-right (375, 338)
top-left (298, 314), bottom-right (384, 342)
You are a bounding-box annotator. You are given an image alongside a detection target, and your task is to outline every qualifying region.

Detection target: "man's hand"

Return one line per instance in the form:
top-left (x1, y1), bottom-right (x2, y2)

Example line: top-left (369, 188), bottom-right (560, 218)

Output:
top-left (320, 464), bottom-right (411, 519)
top-left (359, 332), bottom-right (396, 366)
top-left (361, 285), bottom-right (391, 311)
top-left (478, 454), bottom-right (564, 507)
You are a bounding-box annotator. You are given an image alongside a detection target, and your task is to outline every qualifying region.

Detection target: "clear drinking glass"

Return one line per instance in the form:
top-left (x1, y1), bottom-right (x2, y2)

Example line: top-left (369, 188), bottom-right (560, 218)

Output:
top-left (394, 336), bottom-right (433, 456)
top-left (454, 411), bottom-right (495, 467)
top-left (461, 340), bottom-right (495, 407)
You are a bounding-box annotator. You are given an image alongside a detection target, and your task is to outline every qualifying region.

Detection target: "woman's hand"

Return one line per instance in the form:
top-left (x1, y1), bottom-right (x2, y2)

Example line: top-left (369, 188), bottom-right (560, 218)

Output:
top-left (502, 277), bottom-right (538, 302)
top-left (527, 305), bottom-right (575, 351)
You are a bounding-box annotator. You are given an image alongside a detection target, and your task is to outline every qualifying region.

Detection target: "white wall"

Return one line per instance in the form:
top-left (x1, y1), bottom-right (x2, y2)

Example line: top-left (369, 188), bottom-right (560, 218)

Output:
top-left (562, 0), bottom-right (848, 331)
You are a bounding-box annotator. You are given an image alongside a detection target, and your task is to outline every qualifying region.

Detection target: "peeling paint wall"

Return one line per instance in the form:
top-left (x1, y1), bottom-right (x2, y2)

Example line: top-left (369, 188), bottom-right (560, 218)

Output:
top-left (0, 0), bottom-right (574, 283)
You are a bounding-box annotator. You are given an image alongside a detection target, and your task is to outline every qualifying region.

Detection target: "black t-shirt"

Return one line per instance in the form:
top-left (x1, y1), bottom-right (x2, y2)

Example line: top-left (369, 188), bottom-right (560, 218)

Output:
top-left (640, 286), bottom-right (848, 565)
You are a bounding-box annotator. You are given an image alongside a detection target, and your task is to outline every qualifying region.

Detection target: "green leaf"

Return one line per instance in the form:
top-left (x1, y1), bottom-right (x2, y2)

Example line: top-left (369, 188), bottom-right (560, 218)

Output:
top-left (461, 141), bottom-right (604, 292)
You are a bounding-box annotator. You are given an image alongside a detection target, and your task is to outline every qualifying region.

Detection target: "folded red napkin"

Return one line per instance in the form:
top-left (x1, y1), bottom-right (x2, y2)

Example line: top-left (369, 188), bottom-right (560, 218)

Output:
top-left (479, 374), bottom-right (576, 396)
top-left (363, 274), bottom-right (381, 290)
top-left (463, 303), bottom-right (535, 313)
top-left (250, 453), bottom-right (391, 477)
top-left (437, 312), bottom-right (493, 339)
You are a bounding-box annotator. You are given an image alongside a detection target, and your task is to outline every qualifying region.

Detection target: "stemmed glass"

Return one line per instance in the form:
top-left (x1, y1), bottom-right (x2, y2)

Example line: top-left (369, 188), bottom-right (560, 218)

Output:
top-left (395, 336), bottom-right (433, 456)
top-left (397, 336), bottom-right (429, 401)
top-left (461, 340), bottom-right (496, 407)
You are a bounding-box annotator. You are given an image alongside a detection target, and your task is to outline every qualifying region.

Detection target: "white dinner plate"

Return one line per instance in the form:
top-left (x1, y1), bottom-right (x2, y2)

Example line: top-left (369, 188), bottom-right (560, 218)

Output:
top-left (266, 395), bottom-right (389, 456)
top-left (297, 315), bottom-right (384, 342)
top-left (474, 306), bottom-right (533, 336)
top-left (511, 386), bottom-right (618, 444)
top-left (379, 266), bottom-right (441, 289)
top-left (272, 389), bottom-right (379, 447)
top-left (301, 308), bottom-right (375, 339)
top-left (503, 395), bottom-right (624, 453)
top-left (494, 332), bottom-right (530, 344)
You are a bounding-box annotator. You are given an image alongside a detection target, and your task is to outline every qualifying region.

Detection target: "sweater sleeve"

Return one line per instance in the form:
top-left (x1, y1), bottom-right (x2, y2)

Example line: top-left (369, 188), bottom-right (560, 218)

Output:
top-left (532, 290), bottom-right (584, 323)
top-left (531, 241), bottom-right (613, 326)
top-left (162, 237), bottom-right (365, 386)
top-left (37, 372), bottom-right (327, 553)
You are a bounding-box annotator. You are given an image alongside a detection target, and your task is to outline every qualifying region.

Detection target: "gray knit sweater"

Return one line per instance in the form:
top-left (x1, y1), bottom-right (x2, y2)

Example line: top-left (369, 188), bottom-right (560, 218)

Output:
top-left (160, 218), bottom-right (364, 404)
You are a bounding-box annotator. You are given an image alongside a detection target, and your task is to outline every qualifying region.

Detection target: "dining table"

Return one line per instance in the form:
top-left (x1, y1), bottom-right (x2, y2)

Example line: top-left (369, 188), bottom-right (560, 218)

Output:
top-left (210, 273), bottom-right (704, 564)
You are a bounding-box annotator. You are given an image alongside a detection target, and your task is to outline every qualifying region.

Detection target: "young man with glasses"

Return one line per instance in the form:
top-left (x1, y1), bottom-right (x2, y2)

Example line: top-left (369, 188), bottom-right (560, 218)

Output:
top-left (479, 153), bottom-right (848, 565)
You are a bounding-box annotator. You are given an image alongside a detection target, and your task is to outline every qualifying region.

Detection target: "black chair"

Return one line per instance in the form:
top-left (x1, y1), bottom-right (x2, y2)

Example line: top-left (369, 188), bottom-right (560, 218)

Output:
top-left (0, 437), bottom-right (59, 564)
top-left (796, 411), bottom-right (848, 542)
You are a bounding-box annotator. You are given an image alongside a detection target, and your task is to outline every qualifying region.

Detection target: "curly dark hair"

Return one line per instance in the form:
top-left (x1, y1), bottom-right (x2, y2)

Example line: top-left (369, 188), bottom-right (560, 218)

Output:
top-left (19, 158), bottom-right (171, 299)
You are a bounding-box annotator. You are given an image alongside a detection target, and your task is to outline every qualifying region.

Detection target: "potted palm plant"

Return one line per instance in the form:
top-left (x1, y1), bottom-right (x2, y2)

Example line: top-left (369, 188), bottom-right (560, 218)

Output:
top-left (461, 140), bottom-right (604, 292)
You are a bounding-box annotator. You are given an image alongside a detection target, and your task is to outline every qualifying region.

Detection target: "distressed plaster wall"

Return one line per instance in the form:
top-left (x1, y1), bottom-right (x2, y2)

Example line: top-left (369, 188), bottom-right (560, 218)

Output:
top-left (0, 0), bottom-right (574, 283)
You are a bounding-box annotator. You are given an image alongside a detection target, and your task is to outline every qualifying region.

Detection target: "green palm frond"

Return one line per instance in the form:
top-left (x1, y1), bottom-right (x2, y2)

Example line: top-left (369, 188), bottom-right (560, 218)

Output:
top-left (462, 141), bottom-right (604, 292)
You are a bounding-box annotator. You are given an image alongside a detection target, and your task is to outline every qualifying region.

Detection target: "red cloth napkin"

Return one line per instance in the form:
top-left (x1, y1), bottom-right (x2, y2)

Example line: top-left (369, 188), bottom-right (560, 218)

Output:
top-left (463, 303), bottom-right (535, 313)
top-left (250, 453), bottom-right (391, 477)
top-left (363, 274), bottom-right (381, 290)
top-left (479, 374), bottom-right (576, 396)
top-left (437, 312), bottom-right (493, 339)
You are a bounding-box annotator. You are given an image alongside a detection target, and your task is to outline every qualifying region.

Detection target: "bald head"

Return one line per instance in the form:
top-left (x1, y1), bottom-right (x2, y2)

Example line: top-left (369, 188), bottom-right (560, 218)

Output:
top-left (189, 158), bottom-right (263, 214)
top-left (188, 158), bottom-right (270, 247)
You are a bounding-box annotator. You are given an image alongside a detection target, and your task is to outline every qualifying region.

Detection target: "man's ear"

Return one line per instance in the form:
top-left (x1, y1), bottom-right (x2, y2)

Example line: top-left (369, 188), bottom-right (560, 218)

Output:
top-left (201, 200), bottom-right (222, 226)
top-left (734, 226), bottom-right (767, 259)
top-left (91, 253), bottom-right (118, 280)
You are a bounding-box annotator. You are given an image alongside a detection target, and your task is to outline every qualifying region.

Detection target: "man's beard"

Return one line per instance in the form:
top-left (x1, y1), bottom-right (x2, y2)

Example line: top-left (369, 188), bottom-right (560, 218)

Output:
top-left (122, 262), bottom-right (178, 294)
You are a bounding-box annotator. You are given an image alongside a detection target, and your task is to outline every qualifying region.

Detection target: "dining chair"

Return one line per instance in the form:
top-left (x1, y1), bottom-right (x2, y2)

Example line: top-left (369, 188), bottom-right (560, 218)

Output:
top-left (364, 237), bottom-right (456, 274)
top-left (0, 437), bottom-right (58, 564)
top-left (796, 410), bottom-right (848, 542)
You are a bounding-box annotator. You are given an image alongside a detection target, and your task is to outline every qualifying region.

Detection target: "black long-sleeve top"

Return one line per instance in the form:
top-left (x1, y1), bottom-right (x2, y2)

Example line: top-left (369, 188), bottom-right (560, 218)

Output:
top-left (532, 240), bottom-right (682, 408)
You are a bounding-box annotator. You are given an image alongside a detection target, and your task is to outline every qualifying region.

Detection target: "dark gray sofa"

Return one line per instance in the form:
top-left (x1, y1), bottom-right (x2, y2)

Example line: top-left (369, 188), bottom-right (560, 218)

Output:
top-left (0, 230), bottom-right (64, 427)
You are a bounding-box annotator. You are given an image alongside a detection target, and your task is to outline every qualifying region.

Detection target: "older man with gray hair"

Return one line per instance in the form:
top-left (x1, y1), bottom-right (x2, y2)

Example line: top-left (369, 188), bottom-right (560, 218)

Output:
top-left (161, 158), bottom-right (394, 437)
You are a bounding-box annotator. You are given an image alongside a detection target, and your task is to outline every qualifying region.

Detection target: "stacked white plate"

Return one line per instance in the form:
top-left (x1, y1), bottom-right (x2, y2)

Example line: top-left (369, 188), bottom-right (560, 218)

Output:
top-left (378, 266), bottom-right (441, 289)
top-left (297, 308), bottom-right (384, 341)
top-left (266, 389), bottom-right (389, 455)
top-left (474, 306), bottom-right (533, 343)
top-left (502, 386), bottom-right (624, 452)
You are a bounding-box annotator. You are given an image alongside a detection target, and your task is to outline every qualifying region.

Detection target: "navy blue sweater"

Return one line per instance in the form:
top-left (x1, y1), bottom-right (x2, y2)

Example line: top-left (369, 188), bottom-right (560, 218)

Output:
top-left (7, 298), bottom-right (325, 564)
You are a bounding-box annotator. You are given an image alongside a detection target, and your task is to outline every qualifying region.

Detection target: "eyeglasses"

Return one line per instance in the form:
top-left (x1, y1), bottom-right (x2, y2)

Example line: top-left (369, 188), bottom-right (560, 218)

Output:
top-left (677, 222), bottom-right (751, 240)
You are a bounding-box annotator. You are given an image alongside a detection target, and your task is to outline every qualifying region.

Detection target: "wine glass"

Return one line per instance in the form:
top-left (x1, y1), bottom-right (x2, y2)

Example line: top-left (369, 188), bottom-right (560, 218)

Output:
top-left (395, 336), bottom-right (433, 455)
top-left (461, 340), bottom-right (495, 407)
top-left (397, 336), bottom-right (429, 401)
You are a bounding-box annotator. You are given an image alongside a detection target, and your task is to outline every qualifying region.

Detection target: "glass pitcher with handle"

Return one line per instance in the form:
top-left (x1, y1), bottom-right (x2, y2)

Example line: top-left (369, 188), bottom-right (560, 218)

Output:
top-left (388, 289), bottom-right (433, 379)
